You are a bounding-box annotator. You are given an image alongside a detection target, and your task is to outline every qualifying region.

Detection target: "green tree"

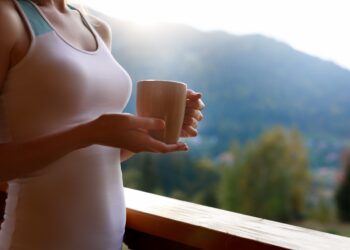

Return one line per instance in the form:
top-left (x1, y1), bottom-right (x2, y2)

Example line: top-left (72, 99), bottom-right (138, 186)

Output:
top-left (336, 160), bottom-right (350, 221)
top-left (122, 152), bottom-right (220, 207)
top-left (123, 153), bottom-right (159, 193)
top-left (219, 127), bottom-right (310, 222)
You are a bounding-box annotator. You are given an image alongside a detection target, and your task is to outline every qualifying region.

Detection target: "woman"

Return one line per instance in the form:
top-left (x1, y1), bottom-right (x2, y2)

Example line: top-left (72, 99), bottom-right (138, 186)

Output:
top-left (0, 0), bottom-right (205, 249)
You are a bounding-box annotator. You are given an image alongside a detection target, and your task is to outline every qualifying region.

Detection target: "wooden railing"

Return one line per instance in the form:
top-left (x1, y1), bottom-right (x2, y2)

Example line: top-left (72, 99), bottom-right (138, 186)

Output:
top-left (123, 188), bottom-right (350, 250)
top-left (0, 186), bottom-right (350, 249)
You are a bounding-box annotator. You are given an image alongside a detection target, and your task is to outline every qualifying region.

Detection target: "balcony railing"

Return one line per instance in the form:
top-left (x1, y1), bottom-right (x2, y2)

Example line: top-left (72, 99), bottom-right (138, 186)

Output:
top-left (123, 188), bottom-right (350, 250)
top-left (0, 186), bottom-right (350, 249)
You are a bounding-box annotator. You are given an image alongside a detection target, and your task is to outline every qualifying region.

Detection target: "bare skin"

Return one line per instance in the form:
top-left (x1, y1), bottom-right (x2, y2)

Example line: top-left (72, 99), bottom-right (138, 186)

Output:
top-left (0, 0), bottom-right (204, 182)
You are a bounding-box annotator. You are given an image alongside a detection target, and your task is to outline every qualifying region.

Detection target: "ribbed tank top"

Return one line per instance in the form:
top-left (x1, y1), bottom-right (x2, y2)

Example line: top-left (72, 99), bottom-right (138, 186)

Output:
top-left (0, 1), bottom-right (132, 249)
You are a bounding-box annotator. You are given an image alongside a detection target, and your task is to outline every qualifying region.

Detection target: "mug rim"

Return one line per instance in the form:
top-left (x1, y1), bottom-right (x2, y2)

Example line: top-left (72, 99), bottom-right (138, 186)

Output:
top-left (137, 79), bottom-right (187, 86)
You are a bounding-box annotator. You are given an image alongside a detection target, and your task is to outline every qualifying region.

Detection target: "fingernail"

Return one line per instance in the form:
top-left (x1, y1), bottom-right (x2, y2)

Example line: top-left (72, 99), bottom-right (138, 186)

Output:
top-left (181, 144), bottom-right (189, 150)
top-left (156, 119), bottom-right (166, 128)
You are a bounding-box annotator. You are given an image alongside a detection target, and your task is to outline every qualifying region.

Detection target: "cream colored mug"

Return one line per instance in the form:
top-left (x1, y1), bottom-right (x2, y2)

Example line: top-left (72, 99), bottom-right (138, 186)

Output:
top-left (136, 80), bottom-right (187, 144)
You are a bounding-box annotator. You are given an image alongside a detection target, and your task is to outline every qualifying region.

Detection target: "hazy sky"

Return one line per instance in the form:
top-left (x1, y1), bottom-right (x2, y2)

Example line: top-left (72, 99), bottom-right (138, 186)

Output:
top-left (81, 0), bottom-right (350, 70)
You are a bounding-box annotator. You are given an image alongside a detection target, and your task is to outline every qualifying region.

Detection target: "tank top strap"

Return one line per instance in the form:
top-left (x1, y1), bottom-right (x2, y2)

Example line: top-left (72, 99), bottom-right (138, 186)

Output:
top-left (14, 0), bottom-right (53, 36)
top-left (66, 4), bottom-right (99, 41)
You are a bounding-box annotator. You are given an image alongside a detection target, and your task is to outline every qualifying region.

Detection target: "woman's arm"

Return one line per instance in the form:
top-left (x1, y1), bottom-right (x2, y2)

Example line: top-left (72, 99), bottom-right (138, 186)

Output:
top-left (0, 124), bottom-right (92, 182)
top-left (0, 113), bottom-right (187, 182)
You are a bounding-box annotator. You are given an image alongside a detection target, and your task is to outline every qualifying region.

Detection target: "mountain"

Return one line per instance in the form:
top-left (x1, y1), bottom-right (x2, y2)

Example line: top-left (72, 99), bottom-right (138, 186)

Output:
top-left (94, 11), bottom-right (350, 168)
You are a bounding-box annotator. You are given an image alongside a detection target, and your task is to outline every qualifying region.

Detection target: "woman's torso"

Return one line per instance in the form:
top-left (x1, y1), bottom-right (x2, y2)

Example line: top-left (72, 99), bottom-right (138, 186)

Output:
top-left (0, 1), bottom-right (132, 249)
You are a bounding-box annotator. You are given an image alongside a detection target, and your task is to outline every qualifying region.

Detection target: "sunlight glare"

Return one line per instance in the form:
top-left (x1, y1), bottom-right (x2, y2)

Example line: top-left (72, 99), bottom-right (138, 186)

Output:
top-left (79, 0), bottom-right (350, 70)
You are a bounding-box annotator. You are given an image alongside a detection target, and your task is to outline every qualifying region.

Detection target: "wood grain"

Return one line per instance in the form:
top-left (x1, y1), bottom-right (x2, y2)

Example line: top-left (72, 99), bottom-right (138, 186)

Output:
top-left (124, 188), bottom-right (350, 250)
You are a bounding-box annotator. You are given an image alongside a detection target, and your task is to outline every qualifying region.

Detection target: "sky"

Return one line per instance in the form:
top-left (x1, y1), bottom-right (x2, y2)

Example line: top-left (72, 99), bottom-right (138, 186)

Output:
top-left (79, 0), bottom-right (350, 70)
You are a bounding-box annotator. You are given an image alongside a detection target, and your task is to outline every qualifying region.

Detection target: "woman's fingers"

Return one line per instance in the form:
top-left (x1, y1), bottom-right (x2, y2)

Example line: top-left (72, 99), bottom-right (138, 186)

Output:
top-left (186, 98), bottom-right (205, 110)
top-left (148, 137), bottom-right (188, 153)
top-left (182, 126), bottom-right (198, 137)
top-left (183, 116), bottom-right (198, 127)
top-left (183, 120), bottom-right (198, 129)
top-left (185, 108), bottom-right (203, 121)
top-left (129, 116), bottom-right (165, 130)
top-left (182, 90), bottom-right (203, 138)
top-left (186, 89), bottom-right (202, 100)
top-left (180, 129), bottom-right (190, 137)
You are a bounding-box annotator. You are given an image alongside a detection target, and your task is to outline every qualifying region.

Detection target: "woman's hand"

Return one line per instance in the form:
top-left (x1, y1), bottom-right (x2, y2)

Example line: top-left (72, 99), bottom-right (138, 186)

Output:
top-left (180, 89), bottom-right (205, 137)
top-left (84, 113), bottom-right (188, 154)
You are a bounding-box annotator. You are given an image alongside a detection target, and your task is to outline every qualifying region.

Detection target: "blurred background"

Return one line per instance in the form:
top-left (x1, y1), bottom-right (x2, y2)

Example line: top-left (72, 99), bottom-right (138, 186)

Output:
top-left (79, 0), bottom-right (350, 236)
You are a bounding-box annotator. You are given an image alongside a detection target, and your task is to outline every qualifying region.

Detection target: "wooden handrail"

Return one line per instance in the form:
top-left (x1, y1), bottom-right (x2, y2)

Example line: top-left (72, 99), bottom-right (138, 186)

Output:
top-left (124, 188), bottom-right (350, 250)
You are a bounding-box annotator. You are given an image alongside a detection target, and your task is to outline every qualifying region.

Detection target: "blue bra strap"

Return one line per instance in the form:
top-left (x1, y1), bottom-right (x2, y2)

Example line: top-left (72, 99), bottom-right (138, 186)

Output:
top-left (16, 0), bottom-right (53, 36)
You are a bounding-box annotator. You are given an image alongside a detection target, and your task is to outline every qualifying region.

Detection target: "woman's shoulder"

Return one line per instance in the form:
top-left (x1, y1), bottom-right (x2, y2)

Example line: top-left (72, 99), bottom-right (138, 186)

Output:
top-left (0, 0), bottom-right (23, 38)
top-left (86, 14), bottom-right (112, 50)
top-left (0, 0), bottom-right (26, 57)
top-left (0, 0), bottom-right (27, 85)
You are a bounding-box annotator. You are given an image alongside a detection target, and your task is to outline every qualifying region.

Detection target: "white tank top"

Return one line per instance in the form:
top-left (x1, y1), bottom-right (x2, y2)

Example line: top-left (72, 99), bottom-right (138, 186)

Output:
top-left (0, 1), bottom-right (132, 249)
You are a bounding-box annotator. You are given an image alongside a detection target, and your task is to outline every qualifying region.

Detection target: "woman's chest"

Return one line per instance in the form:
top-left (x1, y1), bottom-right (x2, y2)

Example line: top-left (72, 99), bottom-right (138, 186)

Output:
top-left (5, 33), bottom-right (132, 115)
top-left (2, 34), bottom-right (132, 141)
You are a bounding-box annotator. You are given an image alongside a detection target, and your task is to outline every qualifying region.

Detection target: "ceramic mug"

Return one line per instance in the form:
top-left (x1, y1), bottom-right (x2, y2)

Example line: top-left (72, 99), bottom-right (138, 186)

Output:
top-left (136, 80), bottom-right (187, 144)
